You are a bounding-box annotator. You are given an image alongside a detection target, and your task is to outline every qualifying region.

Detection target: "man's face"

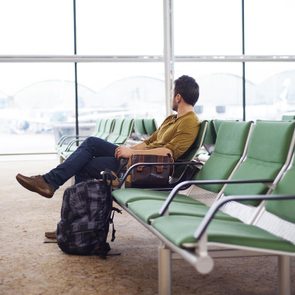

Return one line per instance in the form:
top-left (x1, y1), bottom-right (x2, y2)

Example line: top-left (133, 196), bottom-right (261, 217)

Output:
top-left (172, 94), bottom-right (178, 111)
top-left (172, 88), bottom-right (179, 111)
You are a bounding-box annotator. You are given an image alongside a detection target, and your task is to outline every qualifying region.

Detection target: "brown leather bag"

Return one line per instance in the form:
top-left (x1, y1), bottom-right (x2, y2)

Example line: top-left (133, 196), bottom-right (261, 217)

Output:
top-left (126, 154), bottom-right (174, 188)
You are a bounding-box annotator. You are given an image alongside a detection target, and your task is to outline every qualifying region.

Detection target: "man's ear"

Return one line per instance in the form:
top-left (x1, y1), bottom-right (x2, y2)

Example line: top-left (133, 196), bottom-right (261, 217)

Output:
top-left (175, 93), bottom-right (182, 103)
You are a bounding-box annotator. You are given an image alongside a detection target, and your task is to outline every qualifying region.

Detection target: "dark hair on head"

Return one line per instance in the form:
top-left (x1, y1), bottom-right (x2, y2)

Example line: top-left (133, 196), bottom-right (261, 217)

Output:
top-left (174, 75), bottom-right (199, 106)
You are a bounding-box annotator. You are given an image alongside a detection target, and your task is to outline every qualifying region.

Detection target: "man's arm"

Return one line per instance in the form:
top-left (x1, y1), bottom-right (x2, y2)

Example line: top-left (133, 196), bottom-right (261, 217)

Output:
top-left (115, 116), bottom-right (173, 159)
top-left (130, 142), bottom-right (147, 150)
top-left (115, 145), bottom-right (172, 159)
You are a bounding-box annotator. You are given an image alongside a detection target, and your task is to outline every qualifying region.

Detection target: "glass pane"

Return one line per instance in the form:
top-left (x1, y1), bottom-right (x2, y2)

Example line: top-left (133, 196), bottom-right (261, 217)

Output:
top-left (245, 0), bottom-right (295, 54)
top-left (174, 0), bottom-right (242, 55)
top-left (246, 63), bottom-right (295, 121)
top-left (76, 0), bottom-right (163, 55)
top-left (0, 64), bottom-right (75, 154)
top-left (77, 63), bottom-right (165, 133)
top-left (0, 0), bottom-right (73, 54)
top-left (175, 62), bottom-right (244, 120)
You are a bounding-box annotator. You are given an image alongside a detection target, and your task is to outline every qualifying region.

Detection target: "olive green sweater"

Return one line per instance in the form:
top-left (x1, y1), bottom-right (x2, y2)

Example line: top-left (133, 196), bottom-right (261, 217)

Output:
top-left (144, 111), bottom-right (200, 160)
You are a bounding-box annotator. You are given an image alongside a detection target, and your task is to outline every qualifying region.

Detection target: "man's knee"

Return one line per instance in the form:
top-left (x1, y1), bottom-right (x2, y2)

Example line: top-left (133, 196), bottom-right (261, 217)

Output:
top-left (80, 136), bottom-right (117, 157)
top-left (82, 136), bottom-right (106, 151)
top-left (85, 136), bottom-right (105, 145)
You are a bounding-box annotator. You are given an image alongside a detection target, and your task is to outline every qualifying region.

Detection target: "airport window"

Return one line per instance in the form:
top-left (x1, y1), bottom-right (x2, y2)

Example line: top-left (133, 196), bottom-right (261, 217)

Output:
top-left (174, 0), bottom-right (242, 55)
top-left (76, 0), bottom-right (163, 55)
top-left (246, 62), bottom-right (295, 121)
top-left (0, 0), bottom-right (73, 54)
top-left (174, 0), bottom-right (243, 121)
top-left (175, 62), bottom-right (244, 120)
top-left (244, 0), bottom-right (295, 120)
top-left (245, 0), bottom-right (295, 55)
top-left (76, 62), bottom-right (165, 136)
top-left (0, 0), bottom-right (294, 155)
top-left (0, 63), bottom-right (75, 154)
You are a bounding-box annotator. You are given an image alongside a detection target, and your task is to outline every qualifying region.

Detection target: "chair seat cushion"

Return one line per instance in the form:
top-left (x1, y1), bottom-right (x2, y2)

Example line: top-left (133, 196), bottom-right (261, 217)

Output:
top-left (128, 199), bottom-right (237, 223)
top-left (112, 188), bottom-right (198, 206)
top-left (152, 215), bottom-right (295, 253)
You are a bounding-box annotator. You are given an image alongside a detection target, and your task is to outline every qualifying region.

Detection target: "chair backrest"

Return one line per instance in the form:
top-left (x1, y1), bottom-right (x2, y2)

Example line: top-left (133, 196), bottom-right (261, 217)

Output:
top-left (133, 118), bottom-right (146, 139)
top-left (282, 115), bottom-right (295, 121)
top-left (94, 118), bottom-right (107, 138)
top-left (223, 121), bottom-right (295, 203)
top-left (213, 119), bottom-right (225, 135)
top-left (254, 152), bottom-right (295, 244)
top-left (202, 120), bottom-right (217, 154)
top-left (91, 118), bottom-right (101, 135)
top-left (177, 120), bottom-right (208, 162)
top-left (196, 121), bottom-right (253, 193)
top-left (265, 151), bottom-right (295, 219)
top-left (114, 118), bottom-right (134, 145)
top-left (171, 120), bottom-right (208, 182)
top-left (107, 118), bottom-right (125, 143)
top-left (202, 119), bottom-right (237, 154)
top-left (143, 118), bottom-right (157, 135)
top-left (99, 118), bottom-right (114, 140)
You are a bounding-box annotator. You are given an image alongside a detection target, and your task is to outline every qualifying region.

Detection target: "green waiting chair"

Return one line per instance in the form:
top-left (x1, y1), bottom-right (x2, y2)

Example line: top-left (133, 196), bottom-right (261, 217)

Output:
top-left (106, 118), bottom-right (125, 143)
top-left (94, 118), bottom-right (108, 138)
top-left (199, 119), bottom-right (237, 158)
top-left (282, 115), bottom-right (295, 121)
top-left (113, 118), bottom-right (134, 145)
top-left (133, 118), bottom-right (148, 140)
top-left (201, 120), bottom-right (217, 155)
top-left (97, 118), bottom-right (115, 141)
top-left (143, 118), bottom-right (157, 136)
top-left (57, 118), bottom-right (104, 161)
top-left (60, 118), bottom-right (114, 160)
top-left (56, 118), bottom-right (103, 154)
top-left (152, 147), bottom-right (295, 295)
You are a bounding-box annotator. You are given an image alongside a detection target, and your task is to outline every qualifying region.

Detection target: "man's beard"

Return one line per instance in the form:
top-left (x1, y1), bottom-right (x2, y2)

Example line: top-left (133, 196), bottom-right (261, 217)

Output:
top-left (172, 102), bottom-right (178, 112)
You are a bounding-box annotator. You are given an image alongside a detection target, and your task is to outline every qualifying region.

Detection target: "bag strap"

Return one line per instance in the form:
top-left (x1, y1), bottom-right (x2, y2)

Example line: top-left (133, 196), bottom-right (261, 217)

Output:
top-left (110, 207), bottom-right (122, 242)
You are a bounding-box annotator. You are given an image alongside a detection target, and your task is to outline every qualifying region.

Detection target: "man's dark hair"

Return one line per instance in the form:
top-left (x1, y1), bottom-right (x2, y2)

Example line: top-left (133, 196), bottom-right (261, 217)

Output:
top-left (174, 75), bottom-right (199, 106)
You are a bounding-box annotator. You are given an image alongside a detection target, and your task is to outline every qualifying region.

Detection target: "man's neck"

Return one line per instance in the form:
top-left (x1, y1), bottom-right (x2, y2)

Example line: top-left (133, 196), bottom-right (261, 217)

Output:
top-left (176, 105), bottom-right (194, 118)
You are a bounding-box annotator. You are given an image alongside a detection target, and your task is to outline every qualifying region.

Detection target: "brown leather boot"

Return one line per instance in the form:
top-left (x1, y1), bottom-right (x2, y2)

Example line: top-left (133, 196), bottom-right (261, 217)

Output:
top-left (16, 174), bottom-right (55, 198)
top-left (45, 230), bottom-right (57, 239)
top-left (44, 230), bottom-right (57, 243)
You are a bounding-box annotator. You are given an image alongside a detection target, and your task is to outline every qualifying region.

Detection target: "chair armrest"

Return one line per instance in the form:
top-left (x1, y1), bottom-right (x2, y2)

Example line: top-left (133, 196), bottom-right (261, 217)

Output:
top-left (57, 135), bottom-right (72, 146)
top-left (159, 178), bottom-right (274, 216)
top-left (63, 138), bottom-right (88, 152)
top-left (57, 135), bottom-right (89, 147)
top-left (57, 135), bottom-right (80, 146)
top-left (194, 194), bottom-right (295, 241)
top-left (170, 159), bottom-right (204, 184)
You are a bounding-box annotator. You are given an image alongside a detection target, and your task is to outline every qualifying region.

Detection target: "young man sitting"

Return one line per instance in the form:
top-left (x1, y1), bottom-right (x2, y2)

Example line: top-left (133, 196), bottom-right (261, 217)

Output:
top-left (16, 75), bottom-right (200, 198)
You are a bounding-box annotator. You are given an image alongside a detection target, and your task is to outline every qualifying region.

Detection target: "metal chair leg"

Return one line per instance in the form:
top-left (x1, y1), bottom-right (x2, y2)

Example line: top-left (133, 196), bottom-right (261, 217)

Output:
top-left (158, 245), bottom-right (172, 295)
top-left (278, 255), bottom-right (291, 295)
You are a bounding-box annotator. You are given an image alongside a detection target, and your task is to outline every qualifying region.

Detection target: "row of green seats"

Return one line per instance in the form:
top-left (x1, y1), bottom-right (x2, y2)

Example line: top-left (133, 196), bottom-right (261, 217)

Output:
top-left (56, 117), bottom-right (157, 161)
top-left (112, 120), bottom-right (295, 295)
top-left (282, 114), bottom-right (295, 121)
top-left (131, 118), bottom-right (158, 141)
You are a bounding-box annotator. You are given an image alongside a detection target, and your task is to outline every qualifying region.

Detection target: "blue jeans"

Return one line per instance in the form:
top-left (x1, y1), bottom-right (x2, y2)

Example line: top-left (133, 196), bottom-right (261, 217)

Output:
top-left (43, 137), bottom-right (120, 190)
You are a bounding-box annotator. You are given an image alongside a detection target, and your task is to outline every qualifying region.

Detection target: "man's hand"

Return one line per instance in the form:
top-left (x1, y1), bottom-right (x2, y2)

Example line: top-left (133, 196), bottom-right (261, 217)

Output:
top-left (115, 146), bottom-right (134, 159)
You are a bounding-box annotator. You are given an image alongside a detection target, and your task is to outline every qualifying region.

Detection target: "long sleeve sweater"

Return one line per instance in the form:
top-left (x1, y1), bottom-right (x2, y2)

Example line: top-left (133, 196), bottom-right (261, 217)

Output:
top-left (144, 111), bottom-right (200, 160)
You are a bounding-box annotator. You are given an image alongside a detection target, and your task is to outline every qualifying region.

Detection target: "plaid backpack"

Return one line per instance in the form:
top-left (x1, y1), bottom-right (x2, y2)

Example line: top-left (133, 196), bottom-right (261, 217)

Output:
top-left (56, 178), bottom-right (121, 258)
